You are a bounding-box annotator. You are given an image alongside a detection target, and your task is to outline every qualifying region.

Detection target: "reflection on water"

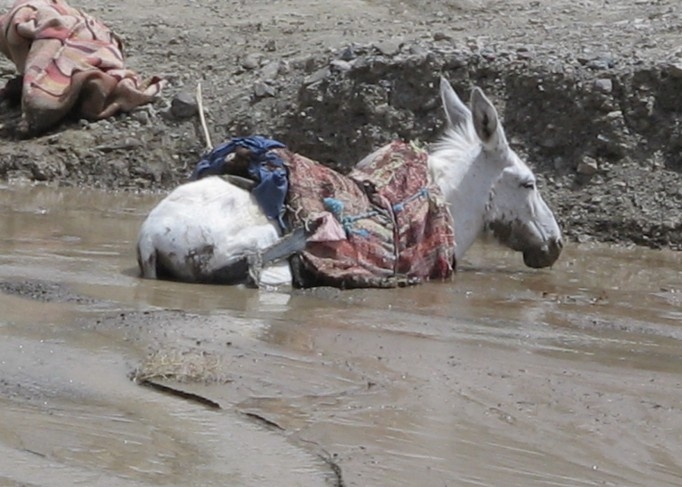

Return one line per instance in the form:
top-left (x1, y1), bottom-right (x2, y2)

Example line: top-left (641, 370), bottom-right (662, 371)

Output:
top-left (1, 184), bottom-right (681, 486)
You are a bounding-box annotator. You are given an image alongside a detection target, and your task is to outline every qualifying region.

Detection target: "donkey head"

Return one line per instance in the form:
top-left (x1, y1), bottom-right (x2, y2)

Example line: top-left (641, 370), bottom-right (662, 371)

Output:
top-left (438, 78), bottom-right (563, 268)
top-left (471, 88), bottom-right (563, 267)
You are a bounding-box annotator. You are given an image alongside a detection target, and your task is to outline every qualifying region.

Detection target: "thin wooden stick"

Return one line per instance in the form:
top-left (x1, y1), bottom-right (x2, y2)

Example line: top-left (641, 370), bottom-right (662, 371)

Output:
top-left (196, 82), bottom-right (213, 151)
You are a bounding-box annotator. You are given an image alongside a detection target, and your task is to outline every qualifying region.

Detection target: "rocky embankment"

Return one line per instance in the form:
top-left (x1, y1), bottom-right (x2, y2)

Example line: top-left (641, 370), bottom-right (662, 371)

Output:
top-left (1, 0), bottom-right (681, 249)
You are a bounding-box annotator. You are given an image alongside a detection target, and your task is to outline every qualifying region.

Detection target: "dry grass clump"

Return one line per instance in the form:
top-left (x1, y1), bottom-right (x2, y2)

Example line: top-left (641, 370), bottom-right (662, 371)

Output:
top-left (132, 348), bottom-right (231, 384)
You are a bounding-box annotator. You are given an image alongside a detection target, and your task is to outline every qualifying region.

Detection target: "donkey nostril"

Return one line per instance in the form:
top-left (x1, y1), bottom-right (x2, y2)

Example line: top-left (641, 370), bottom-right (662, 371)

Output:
top-left (550, 238), bottom-right (564, 257)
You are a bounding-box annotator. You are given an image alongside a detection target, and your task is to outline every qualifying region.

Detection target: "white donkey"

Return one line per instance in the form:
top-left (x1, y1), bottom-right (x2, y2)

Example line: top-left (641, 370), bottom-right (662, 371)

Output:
top-left (137, 78), bottom-right (563, 286)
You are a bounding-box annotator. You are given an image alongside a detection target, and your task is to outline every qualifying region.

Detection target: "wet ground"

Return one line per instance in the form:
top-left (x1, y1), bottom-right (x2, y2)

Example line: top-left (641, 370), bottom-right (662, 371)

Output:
top-left (1, 184), bottom-right (682, 486)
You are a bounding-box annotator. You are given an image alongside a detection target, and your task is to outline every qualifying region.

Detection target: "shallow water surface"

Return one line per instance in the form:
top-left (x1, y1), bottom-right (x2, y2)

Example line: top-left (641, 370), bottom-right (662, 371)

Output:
top-left (1, 185), bottom-right (681, 486)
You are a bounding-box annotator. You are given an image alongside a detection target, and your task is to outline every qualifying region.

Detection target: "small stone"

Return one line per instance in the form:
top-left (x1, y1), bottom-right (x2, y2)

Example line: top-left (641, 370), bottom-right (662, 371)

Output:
top-left (170, 91), bottom-right (198, 118)
top-left (330, 59), bottom-right (352, 72)
top-left (339, 46), bottom-right (356, 61)
top-left (131, 109), bottom-right (150, 125)
top-left (254, 81), bottom-right (276, 98)
top-left (433, 32), bottom-right (452, 42)
top-left (302, 56), bottom-right (318, 73)
top-left (303, 67), bottom-right (330, 86)
top-left (577, 156), bottom-right (598, 176)
top-left (264, 39), bottom-right (277, 52)
top-left (260, 60), bottom-right (281, 81)
top-left (586, 57), bottom-right (613, 70)
top-left (605, 110), bottom-right (623, 120)
top-left (481, 48), bottom-right (496, 61)
top-left (539, 137), bottom-right (558, 149)
top-left (409, 44), bottom-right (429, 56)
top-left (516, 47), bottom-right (534, 60)
top-left (594, 78), bottom-right (613, 93)
top-left (242, 53), bottom-right (262, 70)
top-left (278, 60), bottom-right (291, 75)
top-left (374, 40), bottom-right (401, 56)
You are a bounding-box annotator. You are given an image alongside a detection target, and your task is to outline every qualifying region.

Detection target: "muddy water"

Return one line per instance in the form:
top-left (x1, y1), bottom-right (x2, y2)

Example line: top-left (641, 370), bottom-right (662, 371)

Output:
top-left (1, 184), bottom-right (681, 487)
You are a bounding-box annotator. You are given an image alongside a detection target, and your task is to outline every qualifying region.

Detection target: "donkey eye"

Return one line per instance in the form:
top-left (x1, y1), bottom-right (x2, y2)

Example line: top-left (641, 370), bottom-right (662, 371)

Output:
top-left (521, 180), bottom-right (535, 190)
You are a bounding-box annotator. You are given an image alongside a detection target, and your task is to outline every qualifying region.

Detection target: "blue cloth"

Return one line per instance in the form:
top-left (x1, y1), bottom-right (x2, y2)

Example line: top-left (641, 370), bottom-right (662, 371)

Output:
top-left (191, 136), bottom-right (289, 230)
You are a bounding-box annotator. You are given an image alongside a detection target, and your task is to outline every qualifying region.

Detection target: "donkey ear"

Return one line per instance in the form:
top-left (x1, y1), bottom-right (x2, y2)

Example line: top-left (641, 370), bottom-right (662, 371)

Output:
top-left (470, 87), bottom-right (507, 148)
top-left (440, 77), bottom-right (470, 128)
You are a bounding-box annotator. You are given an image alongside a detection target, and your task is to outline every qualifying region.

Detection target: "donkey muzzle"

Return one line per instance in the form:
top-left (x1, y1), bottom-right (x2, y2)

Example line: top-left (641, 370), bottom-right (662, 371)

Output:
top-left (522, 237), bottom-right (563, 268)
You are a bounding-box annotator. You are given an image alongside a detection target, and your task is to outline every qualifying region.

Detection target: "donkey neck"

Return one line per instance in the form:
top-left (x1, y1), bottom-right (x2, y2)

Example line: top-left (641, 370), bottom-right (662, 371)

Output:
top-left (429, 130), bottom-right (505, 261)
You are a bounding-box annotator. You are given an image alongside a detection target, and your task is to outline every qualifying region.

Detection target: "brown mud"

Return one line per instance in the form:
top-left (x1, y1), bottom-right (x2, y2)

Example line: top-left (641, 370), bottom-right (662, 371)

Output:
top-left (1, 186), bottom-right (682, 486)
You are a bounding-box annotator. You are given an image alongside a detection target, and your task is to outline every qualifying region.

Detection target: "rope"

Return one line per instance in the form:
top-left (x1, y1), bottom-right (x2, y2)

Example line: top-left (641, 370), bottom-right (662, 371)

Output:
top-left (392, 188), bottom-right (429, 213)
top-left (324, 188), bottom-right (429, 237)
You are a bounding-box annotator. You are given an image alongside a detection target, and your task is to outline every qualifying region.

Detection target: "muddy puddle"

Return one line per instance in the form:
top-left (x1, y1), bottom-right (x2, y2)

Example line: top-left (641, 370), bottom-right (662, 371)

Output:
top-left (1, 184), bottom-right (681, 487)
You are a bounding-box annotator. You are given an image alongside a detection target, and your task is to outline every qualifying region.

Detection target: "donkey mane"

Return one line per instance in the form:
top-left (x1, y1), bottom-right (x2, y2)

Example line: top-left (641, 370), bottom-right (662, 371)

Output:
top-left (429, 121), bottom-right (480, 180)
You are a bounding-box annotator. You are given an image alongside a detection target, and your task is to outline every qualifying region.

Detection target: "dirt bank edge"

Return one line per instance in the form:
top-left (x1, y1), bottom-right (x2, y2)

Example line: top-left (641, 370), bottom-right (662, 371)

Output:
top-left (1, 40), bottom-right (681, 250)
